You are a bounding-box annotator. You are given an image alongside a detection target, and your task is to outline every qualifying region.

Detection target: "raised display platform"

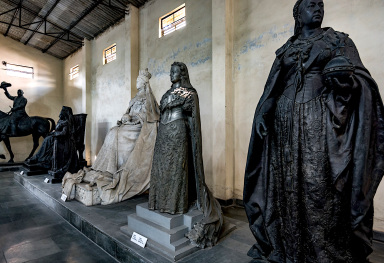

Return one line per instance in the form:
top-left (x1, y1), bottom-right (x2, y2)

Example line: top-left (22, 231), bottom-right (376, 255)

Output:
top-left (13, 172), bottom-right (255, 263)
top-left (0, 162), bottom-right (22, 172)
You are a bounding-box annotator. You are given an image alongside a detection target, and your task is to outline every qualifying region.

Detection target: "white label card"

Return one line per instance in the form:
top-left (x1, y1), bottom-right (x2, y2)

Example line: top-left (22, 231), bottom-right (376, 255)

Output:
top-left (131, 232), bottom-right (147, 248)
top-left (44, 178), bottom-right (49, 183)
top-left (20, 171), bottom-right (24, 175)
top-left (60, 194), bottom-right (67, 202)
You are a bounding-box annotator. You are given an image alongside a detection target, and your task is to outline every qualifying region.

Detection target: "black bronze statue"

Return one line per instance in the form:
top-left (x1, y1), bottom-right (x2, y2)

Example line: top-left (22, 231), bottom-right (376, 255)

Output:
top-left (149, 62), bottom-right (223, 248)
top-left (244, 0), bottom-right (384, 262)
top-left (27, 106), bottom-right (81, 182)
top-left (0, 81), bottom-right (55, 163)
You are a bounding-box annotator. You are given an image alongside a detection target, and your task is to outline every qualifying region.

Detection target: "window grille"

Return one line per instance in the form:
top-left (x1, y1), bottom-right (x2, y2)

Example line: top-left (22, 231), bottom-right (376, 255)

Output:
top-left (159, 4), bottom-right (186, 37)
top-left (69, 65), bottom-right (79, 80)
top-left (103, 44), bottom-right (117, 65)
top-left (2, 61), bottom-right (33, 79)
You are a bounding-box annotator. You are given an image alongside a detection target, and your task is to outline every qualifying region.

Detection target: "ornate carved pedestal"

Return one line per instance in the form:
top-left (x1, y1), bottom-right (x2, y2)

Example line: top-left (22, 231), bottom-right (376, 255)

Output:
top-left (69, 183), bottom-right (101, 206)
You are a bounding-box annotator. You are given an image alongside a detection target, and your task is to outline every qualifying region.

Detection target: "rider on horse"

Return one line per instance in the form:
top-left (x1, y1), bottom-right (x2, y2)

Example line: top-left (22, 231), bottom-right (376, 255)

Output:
top-left (0, 81), bottom-right (28, 136)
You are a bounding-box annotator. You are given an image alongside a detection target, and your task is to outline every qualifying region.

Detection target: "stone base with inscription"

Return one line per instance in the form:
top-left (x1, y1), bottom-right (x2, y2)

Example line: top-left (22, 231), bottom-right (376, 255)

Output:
top-left (69, 183), bottom-right (101, 206)
top-left (121, 202), bottom-right (202, 261)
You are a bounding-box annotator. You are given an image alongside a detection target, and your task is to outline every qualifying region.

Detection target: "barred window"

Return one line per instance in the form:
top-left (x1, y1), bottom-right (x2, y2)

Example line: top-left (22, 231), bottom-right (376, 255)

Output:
top-left (69, 65), bottom-right (79, 80)
top-left (103, 43), bottom-right (116, 65)
top-left (159, 4), bottom-right (186, 37)
top-left (2, 61), bottom-right (33, 79)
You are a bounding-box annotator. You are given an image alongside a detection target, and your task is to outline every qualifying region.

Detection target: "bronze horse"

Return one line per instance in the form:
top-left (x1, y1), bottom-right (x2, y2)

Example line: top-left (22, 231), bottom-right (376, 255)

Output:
top-left (0, 110), bottom-right (55, 163)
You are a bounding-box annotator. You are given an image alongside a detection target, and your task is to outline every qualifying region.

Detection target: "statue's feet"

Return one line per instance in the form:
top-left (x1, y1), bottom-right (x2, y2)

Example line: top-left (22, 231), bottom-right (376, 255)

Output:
top-left (0, 154), bottom-right (5, 159)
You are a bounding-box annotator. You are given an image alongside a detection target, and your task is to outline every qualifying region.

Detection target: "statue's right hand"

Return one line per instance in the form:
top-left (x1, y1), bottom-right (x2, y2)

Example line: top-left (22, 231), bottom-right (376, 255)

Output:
top-left (256, 114), bottom-right (268, 139)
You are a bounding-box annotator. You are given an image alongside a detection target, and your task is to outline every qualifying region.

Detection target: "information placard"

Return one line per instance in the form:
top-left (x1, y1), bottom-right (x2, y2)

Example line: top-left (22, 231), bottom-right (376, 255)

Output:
top-left (60, 194), bottom-right (67, 202)
top-left (131, 232), bottom-right (147, 248)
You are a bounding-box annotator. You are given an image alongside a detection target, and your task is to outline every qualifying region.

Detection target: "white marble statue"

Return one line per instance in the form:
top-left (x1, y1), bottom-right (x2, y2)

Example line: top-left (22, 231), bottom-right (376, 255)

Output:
top-left (62, 69), bottom-right (160, 205)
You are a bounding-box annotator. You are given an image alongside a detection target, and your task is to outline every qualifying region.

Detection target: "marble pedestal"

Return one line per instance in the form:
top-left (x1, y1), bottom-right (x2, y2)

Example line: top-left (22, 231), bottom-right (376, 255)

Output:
top-left (121, 203), bottom-right (203, 261)
top-left (69, 183), bottom-right (101, 206)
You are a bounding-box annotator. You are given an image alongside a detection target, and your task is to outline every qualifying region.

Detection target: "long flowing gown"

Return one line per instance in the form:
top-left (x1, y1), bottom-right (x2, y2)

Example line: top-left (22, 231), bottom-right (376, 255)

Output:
top-left (62, 87), bottom-right (160, 205)
top-left (29, 118), bottom-right (77, 173)
top-left (149, 85), bottom-right (223, 248)
top-left (244, 28), bottom-right (384, 263)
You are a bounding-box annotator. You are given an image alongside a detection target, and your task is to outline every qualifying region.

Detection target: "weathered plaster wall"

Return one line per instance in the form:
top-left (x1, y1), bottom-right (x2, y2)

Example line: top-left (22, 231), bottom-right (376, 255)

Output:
top-left (0, 35), bottom-right (63, 162)
top-left (233, 0), bottom-right (384, 230)
top-left (63, 48), bottom-right (84, 114)
top-left (90, 20), bottom-right (132, 163)
top-left (139, 0), bottom-right (214, 187)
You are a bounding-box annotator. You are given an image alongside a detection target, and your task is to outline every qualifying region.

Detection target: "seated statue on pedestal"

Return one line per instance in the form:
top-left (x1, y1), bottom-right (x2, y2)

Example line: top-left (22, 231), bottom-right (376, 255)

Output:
top-left (27, 106), bottom-right (79, 181)
top-left (148, 62), bottom-right (223, 248)
top-left (62, 69), bottom-right (160, 205)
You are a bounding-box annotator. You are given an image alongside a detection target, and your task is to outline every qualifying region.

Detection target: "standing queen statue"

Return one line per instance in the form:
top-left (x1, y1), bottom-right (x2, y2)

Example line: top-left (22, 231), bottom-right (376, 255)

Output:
top-left (244, 0), bottom-right (384, 262)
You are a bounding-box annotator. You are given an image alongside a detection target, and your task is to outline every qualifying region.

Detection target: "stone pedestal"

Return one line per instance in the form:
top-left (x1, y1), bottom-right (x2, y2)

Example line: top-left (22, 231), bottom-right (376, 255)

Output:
top-left (20, 163), bottom-right (48, 176)
top-left (121, 202), bottom-right (203, 261)
top-left (70, 183), bottom-right (101, 206)
top-left (48, 170), bottom-right (63, 184)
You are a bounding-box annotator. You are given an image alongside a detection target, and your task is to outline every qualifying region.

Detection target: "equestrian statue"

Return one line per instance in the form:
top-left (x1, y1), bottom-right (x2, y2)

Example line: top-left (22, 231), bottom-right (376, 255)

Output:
top-left (0, 81), bottom-right (55, 163)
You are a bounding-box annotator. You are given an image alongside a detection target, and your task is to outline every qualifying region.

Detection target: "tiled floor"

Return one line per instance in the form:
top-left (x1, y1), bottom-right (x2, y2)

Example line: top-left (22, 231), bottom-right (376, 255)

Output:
top-left (1, 170), bottom-right (384, 263)
top-left (0, 171), bottom-right (117, 263)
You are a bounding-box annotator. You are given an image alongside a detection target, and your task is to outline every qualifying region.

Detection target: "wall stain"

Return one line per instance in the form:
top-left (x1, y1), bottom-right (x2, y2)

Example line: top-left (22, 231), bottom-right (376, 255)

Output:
top-left (148, 38), bottom-right (212, 77)
top-left (235, 24), bottom-right (294, 71)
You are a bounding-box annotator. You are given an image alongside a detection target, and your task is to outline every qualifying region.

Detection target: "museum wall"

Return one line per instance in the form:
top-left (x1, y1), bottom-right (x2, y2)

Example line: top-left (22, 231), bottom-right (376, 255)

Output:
top-left (0, 34), bottom-right (63, 162)
top-left (233, 0), bottom-right (384, 230)
top-left (139, 0), bottom-right (214, 187)
top-left (90, 21), bottom-right (133, 163)
top-left (63, 48), bottom-right (84, 114)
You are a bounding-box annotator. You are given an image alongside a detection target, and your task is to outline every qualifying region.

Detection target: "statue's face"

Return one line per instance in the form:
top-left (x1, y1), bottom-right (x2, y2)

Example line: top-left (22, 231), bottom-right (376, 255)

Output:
top-left (17, 89), bottom-right (23, 96)
top-left (299, 0), bottom-right (324, 28)
top-left (170, 65), bottom-right (182, 84)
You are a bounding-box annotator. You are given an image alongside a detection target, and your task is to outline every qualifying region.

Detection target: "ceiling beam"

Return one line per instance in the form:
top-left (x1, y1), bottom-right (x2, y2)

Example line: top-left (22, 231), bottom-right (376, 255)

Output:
top-left (42, 0), bottom-right (104, 53)
top-left (0, 20), bottom-right (83, 45)
top-left (24, 0), bottom-right (61, 45)
top-left (0, 7), bottom-right (18, 17)
top-left (4, 0), bottom-right (24, 37)
top-left (6, 0), bottom-right (83, 40)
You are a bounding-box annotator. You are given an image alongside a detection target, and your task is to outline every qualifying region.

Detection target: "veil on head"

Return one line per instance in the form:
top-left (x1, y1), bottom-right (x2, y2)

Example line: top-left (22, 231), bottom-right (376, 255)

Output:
top-left (293, 0), bottom-right (305, 36)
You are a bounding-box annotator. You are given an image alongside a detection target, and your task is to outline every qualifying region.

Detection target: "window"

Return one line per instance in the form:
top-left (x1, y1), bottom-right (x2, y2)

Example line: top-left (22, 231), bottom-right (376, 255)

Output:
top-left (2, 61), bottom-right (33, 79)
top-left (159, 4), bottom-right (186, 38)
top-left (69, 65), bottom-right (79, 80)
top-left (103, 43), bottom-right (117, 65)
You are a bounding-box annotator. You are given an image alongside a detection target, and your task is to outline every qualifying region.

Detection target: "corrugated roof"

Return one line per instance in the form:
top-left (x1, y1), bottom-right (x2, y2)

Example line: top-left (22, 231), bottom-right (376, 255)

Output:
top-left (0, 0), bottom-right (149, 59)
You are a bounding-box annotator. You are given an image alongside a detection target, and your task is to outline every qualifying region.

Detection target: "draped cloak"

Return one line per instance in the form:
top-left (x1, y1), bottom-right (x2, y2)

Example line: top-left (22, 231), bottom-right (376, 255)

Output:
top-left (244, 28), bottom-right (384, 262)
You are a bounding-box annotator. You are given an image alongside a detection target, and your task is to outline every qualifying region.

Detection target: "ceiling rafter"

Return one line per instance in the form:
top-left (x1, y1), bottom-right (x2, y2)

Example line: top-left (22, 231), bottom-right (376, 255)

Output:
top-left (42, 0), bottom-right (105, 53)
top-left (0, 0), bottom-right (148, 59)
top-left (24, 0), bottom-right (61, 45)
top-left (4, 0), bottom-right (24, 37)
top-left (5, 0), bottom-right (83, 40)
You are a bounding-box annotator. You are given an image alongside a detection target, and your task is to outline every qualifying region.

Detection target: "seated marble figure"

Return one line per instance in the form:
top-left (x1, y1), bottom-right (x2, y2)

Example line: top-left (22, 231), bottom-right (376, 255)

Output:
top-left (62, 69), bottom-right (160, 205)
